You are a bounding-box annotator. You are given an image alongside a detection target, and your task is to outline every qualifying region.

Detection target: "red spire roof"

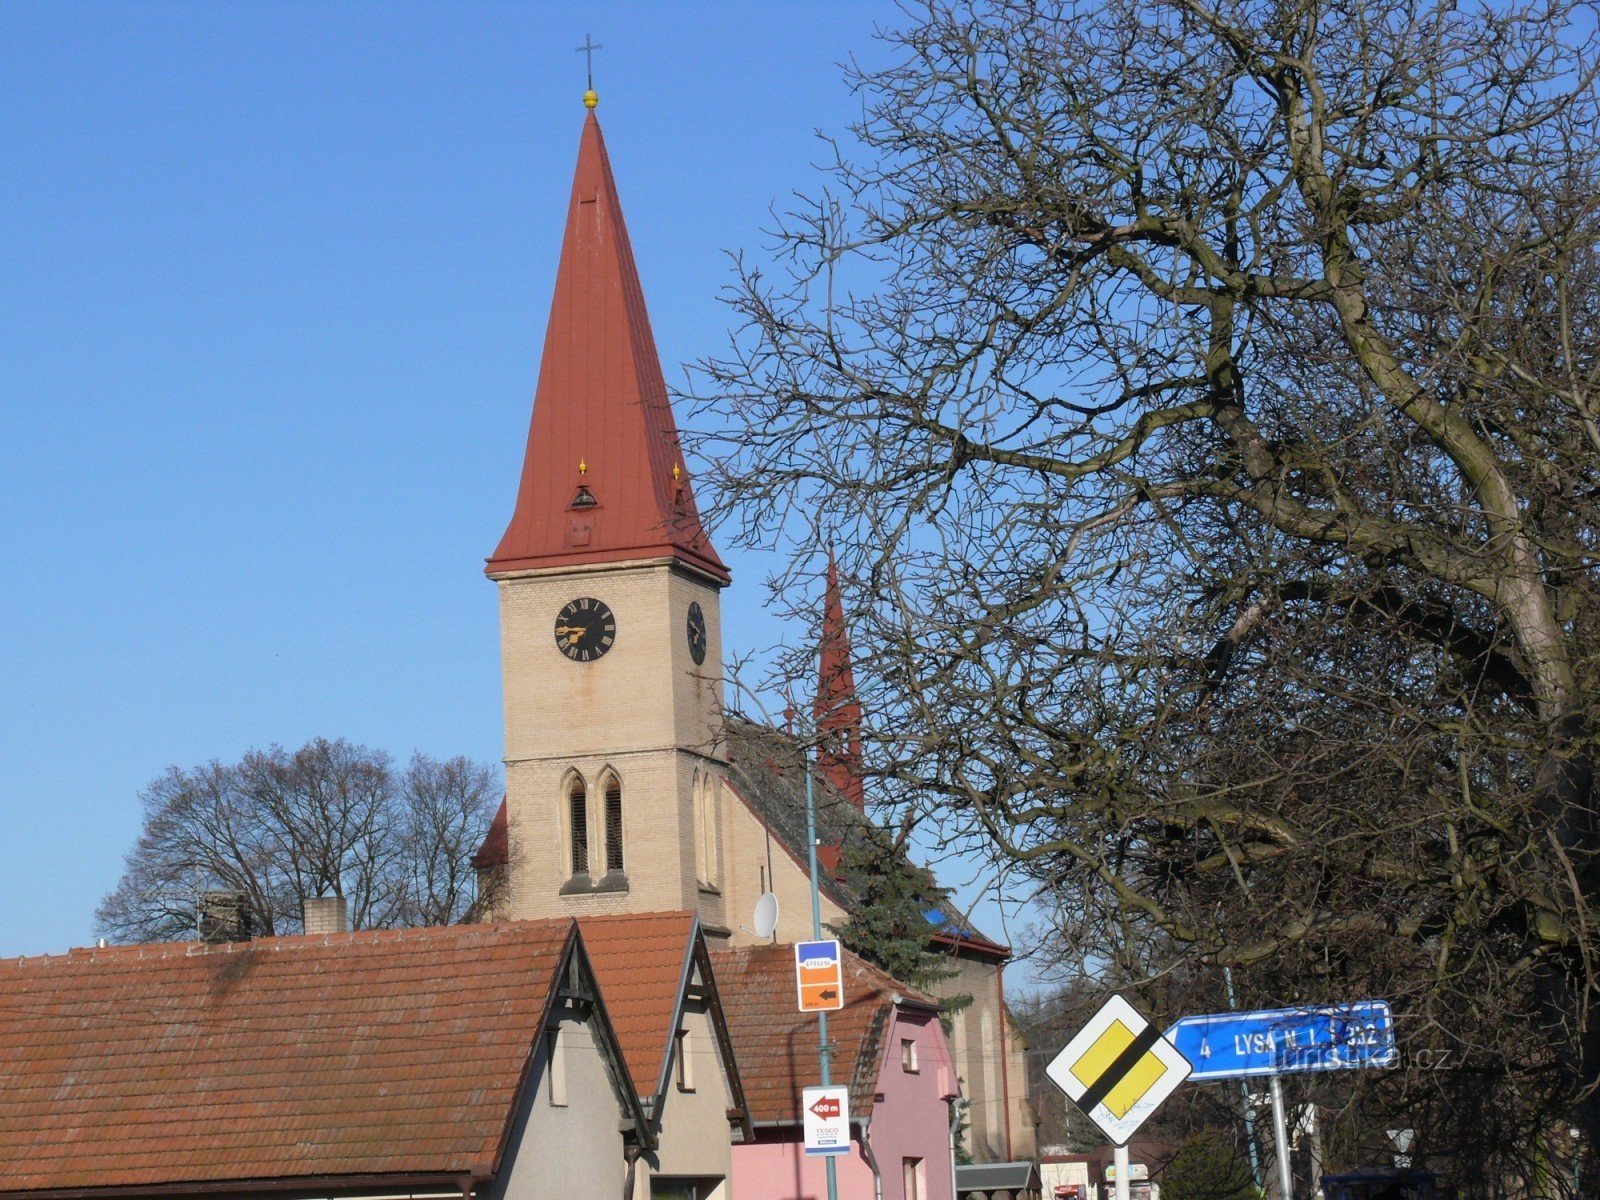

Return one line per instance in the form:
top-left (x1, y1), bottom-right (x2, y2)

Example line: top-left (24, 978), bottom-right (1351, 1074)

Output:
top-left (814, 552), bottom-right (865, 811)
top-left (487, 111), bottom-right (728, 583)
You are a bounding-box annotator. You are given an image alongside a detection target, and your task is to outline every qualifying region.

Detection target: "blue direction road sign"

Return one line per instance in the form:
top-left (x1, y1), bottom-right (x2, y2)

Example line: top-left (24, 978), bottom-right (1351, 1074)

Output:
top-left (1167, 1001), bottom-right (1396, 1080)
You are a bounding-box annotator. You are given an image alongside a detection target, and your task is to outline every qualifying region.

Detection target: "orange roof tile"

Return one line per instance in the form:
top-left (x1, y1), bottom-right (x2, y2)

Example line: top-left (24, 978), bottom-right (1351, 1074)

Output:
top-left (0, 921), bottom-right (576, 1194)
top-left (710, 944), bottom-right (934, 1126)
top-left (578, 912), bottom-right (697, 1103)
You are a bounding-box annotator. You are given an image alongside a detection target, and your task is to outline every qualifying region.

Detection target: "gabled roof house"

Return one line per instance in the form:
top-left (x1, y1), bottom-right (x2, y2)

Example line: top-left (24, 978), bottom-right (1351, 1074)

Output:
top-left (0, 920), bottom-right (651, 1200)
top-left (580, 912), bottom-right (753, 1196)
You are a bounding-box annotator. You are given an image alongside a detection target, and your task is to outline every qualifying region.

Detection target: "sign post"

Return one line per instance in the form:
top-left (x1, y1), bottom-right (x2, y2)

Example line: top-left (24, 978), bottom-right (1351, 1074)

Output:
top-left (800, 724), bottom-right (840, 1200)
top-left (1268, 1075), bottom-right (1292, 1200)
top-left (1112, 1144), bottom-right (1130, 1200)
top-left (1045, 993), bottom-right (1192, 1200)
top-left (1166, 1001), bottom-right (1397, 1199)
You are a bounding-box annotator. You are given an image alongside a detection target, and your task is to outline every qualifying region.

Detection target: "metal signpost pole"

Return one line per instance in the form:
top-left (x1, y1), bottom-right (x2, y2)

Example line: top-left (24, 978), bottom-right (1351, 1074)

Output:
top-left (1269, 1074), bottom-right (1293, 1200)
top-left (1113, 1143), bottom-right (1131, 1200)
top-left (802, 740), bottom-right (840, 1200)
top-left (1223, 966), bottom-right (1264, 1191)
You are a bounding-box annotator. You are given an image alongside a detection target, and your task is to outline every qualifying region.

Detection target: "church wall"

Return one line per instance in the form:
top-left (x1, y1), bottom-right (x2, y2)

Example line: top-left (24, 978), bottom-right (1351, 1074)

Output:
top-left (930, 955), bottom-right (1034, 1163)
top-left (499, 561), bottom-right (679, 762)
top-left (1003, 1004), bottom-right (1037, 1160)
top-left (719, 789), bottom-right (847, 945)
top-left (665, 564), bottom-right (726, 757)
top-left (497, 558), bottom-right (731, 929)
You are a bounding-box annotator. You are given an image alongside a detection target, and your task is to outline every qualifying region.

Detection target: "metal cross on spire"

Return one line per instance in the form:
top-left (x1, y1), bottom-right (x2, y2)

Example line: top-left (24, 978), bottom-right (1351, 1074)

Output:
top-left (576, 34), bottom-right (602, 91)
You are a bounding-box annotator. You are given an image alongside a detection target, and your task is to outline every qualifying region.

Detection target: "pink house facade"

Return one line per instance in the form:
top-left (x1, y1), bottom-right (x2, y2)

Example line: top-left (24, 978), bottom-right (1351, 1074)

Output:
top-left (716, 945), bottom-right (958, 1200)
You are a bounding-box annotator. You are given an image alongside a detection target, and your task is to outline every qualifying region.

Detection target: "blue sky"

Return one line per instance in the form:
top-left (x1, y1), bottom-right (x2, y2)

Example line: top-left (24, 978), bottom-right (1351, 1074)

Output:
top-left (0, 0), bottom-right (1035, 968)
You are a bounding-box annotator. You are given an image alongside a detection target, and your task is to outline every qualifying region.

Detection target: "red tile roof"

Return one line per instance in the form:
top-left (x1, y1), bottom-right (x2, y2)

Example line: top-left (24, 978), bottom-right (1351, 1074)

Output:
top-left (0, 921), bottom-right (577, 1194)
top-left (486, 109), bottom-right (727, 583)
top-left (472, 797), bottom-right (509, 870)
top-left (710, 944), bottom-right (934, 1126)
top-left (578, 912), bottom-right (697, 1103)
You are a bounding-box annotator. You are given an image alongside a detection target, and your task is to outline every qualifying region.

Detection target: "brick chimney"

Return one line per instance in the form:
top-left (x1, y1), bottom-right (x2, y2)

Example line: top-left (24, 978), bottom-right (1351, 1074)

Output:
top-left (198, 891), bottom-right (253, 944)
top-left (302, 896), bottom-right (350, 935)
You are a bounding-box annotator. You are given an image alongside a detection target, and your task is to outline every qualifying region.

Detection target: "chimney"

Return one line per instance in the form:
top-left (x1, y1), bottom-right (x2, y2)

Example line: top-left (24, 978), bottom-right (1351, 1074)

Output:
top-left (302, 895), bottom-right (350, 935)
top-left (198, 891), bottom-right (253, 944)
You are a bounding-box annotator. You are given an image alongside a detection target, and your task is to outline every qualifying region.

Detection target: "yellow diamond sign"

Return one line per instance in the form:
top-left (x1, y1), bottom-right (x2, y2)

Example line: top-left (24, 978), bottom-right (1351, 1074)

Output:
top-left (1046, 995), bottom-right (1192, 1144)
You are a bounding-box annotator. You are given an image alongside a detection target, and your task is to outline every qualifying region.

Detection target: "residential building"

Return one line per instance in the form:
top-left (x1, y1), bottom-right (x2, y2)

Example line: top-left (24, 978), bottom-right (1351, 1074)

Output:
top-left (714, 943), bottom-right (960, 1200)
top-left (580, 912), bottom-right (752, 1199)
top-left (0, 919), bottom-right (652, 1200)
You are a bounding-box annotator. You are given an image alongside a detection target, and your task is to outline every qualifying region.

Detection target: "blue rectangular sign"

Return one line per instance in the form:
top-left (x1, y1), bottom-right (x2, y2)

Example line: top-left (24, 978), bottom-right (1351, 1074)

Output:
top-left (1166, 1001), bottom-right (1396, 1080)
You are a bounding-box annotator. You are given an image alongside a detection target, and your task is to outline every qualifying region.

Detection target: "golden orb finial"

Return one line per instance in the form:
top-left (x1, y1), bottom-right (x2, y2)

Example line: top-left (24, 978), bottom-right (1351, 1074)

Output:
top-left (579, 458), bottom-right (588, 475)
top-left (576, 36), bottom-right (602, 108)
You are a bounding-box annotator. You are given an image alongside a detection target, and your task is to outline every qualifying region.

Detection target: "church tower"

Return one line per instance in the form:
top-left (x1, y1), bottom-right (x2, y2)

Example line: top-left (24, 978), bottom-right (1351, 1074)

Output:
top-left (487, 97), bottom-right (733, 932)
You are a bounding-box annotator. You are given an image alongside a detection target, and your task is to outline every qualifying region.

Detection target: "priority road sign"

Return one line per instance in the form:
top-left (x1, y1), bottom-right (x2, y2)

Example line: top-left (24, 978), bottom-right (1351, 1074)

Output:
top-left (794, 940), bottom-right (845, 1012)
top-left (1045, 995), bottom-right (1192, 1145)
top-left (802, 1085), bottom-right (851, 1155)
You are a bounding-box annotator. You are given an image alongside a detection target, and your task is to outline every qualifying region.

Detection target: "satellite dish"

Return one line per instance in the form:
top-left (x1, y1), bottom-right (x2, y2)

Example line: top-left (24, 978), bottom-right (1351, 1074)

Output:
top-left (753, 892), bottom-right (780, 940)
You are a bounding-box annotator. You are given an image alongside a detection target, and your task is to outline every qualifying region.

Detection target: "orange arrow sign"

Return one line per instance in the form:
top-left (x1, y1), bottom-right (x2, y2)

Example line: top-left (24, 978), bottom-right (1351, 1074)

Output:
top-left (794, 940), bottom-right (845, 1012)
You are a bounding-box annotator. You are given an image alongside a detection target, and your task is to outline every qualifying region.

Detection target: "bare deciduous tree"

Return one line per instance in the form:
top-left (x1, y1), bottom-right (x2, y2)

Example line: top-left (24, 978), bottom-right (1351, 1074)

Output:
top-left (96, 738), bottom-right (498, 941)
top-left (694, 0), bottom-right (1600, 1180)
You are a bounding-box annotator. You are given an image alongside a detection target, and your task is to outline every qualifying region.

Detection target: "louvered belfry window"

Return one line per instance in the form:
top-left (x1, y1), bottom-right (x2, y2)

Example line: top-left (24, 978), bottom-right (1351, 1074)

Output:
top-left (604, 777), bottom-right (624, 873)
top-left (568, 777), bottom-right (588, 876)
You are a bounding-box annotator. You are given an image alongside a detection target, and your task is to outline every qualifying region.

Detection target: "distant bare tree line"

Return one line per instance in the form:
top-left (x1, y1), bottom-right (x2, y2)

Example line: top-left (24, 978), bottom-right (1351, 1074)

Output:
top-left (97, 738), bottom-right (498, 942)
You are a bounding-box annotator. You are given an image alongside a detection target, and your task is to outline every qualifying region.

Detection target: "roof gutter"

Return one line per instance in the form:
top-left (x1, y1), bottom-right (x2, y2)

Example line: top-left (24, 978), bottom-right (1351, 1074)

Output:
top-left (0, 1173), bottom-right (484, 1200)
top-left (928, 930), bottom-right (1011, 960)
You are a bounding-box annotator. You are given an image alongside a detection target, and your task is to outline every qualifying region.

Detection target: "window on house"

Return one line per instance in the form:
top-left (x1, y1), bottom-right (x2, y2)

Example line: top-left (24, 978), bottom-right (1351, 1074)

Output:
top-left (901, 1037), bottom-right (919, 1073)
top-left (548, 1025), bottom-right (568, 1107)
top-left (604, 776), bottom-right (624, 872)
top-left (568, 777), bottom-right (588, 876)
top-left (903, 1158), bottom-right (924, 1200)
top-left (675, 1027), bottom-right (695, 1092)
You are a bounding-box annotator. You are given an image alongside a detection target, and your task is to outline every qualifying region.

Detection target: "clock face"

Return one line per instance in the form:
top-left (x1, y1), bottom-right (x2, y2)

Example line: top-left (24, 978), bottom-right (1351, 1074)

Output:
top-left (554, 597), bottom-right (617, 662)
top-left (686, 601), bottom-right (707, 666)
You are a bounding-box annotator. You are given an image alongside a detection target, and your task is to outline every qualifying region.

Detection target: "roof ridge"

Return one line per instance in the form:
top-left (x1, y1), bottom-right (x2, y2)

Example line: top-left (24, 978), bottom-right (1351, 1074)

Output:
top-left (6, 917), bottom-right (577, 969)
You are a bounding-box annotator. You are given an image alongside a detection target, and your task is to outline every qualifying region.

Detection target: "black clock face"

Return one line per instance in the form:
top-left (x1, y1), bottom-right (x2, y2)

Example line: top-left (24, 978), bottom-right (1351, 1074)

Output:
top-left (554, 597), bottom-right (617, 662)
top-left (686, 601), bottom-right (707, 666)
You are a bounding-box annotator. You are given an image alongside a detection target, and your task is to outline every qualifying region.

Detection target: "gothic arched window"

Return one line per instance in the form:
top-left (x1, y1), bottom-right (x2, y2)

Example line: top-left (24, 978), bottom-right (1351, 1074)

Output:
top-left (695, 772), bottom-right (720, 888)
top-left (566, 773), bottom-right (589, 877)
top-left (602, 773), bottom-right (624, 874)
